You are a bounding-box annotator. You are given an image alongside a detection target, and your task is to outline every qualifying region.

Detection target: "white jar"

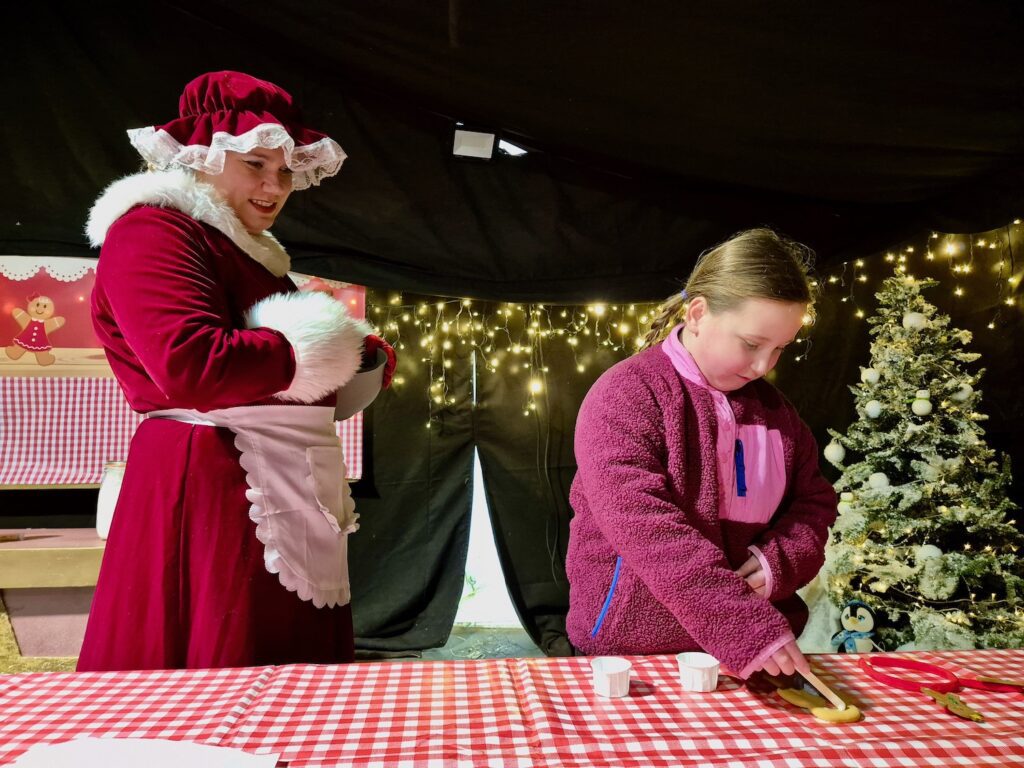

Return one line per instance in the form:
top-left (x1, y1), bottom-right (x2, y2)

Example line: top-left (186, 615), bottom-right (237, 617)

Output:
top-left (96, 461), bottom-right (126, 540)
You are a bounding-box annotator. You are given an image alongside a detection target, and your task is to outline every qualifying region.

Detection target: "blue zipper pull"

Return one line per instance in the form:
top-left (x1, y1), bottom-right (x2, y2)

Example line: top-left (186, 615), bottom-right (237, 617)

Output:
top-left (735, 439), bottom-right (747, 497)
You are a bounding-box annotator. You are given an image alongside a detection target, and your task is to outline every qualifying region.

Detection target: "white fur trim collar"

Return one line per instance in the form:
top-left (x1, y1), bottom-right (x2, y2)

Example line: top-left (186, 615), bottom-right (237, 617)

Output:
top-left (85, 169), bottom-right (291, 277)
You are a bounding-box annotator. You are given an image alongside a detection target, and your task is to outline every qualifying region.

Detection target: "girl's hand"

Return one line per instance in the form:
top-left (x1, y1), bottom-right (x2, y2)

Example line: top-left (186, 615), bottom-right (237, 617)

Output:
top-left (756, 640), bottom-right (810, 678)
top-left (735, 555), bottom-right (767, 596)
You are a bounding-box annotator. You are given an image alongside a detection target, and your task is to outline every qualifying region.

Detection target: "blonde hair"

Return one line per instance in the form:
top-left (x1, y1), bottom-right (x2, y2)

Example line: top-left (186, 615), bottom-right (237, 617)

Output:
top-left (641, 227), bottom-right (816, 350)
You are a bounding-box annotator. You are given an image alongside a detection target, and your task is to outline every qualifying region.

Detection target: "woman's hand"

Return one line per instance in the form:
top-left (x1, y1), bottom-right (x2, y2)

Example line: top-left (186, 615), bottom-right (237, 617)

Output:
top-left (754, 640), bottom-right (810, 678)
top-left (362, 334), bottom-right (397, 388)
top-left (735, 555), bottom-right (767, 596)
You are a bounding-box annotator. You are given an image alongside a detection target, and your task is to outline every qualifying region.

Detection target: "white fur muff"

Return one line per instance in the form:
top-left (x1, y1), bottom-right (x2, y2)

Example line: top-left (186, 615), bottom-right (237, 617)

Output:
top-left (246, 291), bottom-right (372, 403)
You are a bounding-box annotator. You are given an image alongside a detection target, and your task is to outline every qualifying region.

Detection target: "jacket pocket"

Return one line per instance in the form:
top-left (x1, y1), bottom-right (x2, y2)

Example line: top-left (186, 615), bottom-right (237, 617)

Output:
top-left (722, 426), bottom-right (786, 524)
top-left (590, 556), bottom-right (623, 638)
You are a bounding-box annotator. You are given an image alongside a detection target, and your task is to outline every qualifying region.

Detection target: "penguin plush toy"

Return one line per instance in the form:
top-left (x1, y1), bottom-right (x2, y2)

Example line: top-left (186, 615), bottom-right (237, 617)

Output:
top-left (830, 600), bottom-right (880, 653)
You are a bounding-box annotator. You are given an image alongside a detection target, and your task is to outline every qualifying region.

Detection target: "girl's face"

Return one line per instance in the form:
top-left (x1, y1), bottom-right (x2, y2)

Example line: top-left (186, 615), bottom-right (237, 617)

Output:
top-left (198, 147), bottom-right (294, 234)
top-left (682, 297), bottom-right (806, 391)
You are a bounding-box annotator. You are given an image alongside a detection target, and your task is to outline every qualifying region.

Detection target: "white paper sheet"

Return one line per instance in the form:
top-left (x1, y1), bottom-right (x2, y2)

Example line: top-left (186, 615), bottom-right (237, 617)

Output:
top-left (11, 737), bottom-right (279, 767)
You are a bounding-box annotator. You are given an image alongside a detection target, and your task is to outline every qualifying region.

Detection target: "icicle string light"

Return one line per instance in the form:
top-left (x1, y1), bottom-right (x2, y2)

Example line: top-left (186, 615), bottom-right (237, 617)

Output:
top-left (365, 222), bottom-right (1021, 421)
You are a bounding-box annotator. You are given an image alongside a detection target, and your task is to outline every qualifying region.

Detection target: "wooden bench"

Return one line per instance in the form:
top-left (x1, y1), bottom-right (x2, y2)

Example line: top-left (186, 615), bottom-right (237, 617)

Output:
top-left (0, 528), bottom-right (103, 658)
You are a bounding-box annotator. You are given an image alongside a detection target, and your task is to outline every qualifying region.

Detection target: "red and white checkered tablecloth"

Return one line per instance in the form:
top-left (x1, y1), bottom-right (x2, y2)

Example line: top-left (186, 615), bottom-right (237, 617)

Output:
top-left (0, 377), bottom-right (362, 486)
top-left (515, 650), bottom-right (1024, 768)
top-left (228, 659), bottom-right (535, 767)
top-left (0, 666), bottom-right (272, 759)
top-left (1, 649), bottom-right (1023, 767)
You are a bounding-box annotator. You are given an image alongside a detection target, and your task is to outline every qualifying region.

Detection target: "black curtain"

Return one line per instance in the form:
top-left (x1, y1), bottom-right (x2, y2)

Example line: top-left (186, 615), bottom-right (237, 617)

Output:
top-left (349, 293), bottom-right (626, 654)
top-left (473, 309), bottom-right (624, 656)
top-left (6, 4), bottom-right (1024, 301)
top-left (349, 293), bottom-right (473, 650)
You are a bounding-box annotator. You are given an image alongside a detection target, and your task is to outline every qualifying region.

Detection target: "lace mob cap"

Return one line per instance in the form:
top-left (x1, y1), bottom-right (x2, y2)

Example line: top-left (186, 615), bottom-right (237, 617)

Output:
top-left (127, 70), bottom-right (346, 190)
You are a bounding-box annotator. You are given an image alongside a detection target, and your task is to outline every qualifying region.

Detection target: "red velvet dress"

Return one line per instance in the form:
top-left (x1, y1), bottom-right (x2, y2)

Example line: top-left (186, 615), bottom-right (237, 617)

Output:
top-left (77, 203), bottom-right (354, 671)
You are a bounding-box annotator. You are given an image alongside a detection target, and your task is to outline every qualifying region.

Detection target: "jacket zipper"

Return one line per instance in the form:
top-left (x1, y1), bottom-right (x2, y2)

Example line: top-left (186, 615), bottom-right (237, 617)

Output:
top-left (590, 555), bottom-right (623, 637)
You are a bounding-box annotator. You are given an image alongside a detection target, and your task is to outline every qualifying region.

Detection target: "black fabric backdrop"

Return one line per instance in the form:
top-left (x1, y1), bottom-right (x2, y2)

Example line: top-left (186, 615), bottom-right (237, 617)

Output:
top-left (5, 3), bottom-right (1024, 300)
top-left (346, 330), bottom-right (474, 651)
top-left (3, 3), bottom-right (1023, 654)
top-left (473, 331), bottom-right (625, 656)
top-left (348, 293), bottom-right (624, 653)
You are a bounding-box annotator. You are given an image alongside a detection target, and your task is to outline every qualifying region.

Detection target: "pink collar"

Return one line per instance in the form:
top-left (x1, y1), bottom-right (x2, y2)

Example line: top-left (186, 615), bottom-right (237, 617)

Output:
top-left (662, 324), bottom-right (721, 393)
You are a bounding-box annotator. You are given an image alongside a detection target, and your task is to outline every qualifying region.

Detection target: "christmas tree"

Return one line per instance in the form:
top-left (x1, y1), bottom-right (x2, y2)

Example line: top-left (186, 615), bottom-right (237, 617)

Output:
top-left (822, 275), bottom-right (1024, 650)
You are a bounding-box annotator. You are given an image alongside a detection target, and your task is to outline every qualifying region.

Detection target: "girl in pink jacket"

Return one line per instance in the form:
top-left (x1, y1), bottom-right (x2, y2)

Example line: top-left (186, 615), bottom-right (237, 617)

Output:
top-left (566, 228), bottom-right (837, 679)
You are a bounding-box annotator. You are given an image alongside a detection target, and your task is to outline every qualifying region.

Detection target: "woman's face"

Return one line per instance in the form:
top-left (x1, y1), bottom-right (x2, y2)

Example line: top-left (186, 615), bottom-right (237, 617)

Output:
top-left (198, 147), bottom-right (294, 233)
top-left (682, 297), bottom-right (806, 391)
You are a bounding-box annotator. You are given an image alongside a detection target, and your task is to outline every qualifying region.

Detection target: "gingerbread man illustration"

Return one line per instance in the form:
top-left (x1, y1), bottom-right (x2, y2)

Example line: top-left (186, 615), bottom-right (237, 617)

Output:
top-left (5, 293), bottom-right (66, 366)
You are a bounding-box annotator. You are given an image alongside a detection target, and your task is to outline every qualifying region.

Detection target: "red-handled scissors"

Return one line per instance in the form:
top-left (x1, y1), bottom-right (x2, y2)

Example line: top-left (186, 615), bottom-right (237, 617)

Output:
top-left (860, 655), bottom-right (1024, 722)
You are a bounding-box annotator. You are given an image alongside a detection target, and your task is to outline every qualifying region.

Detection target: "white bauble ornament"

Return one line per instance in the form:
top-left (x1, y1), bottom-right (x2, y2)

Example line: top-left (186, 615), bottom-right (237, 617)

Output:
top-left (911, 389), bottom-right (933, 416)
top-left (915, 544), bottom-right (943, 562)
top-left (902, 311), bottom-right (928, 330)
top-left (951, 383), bottom-right (973, 402)
top-left (860, 367), bottom-right (880, 385)
top-left (824, 440), bottom-right (846, 464)
top-left (837, 491), bottom-right (855, 515)
top-left (919, 564), bottom-right (958, 601)
top-left (865, 400), bottom-right (883, 419)
top-left (868, 471), bottom-right (890, 489)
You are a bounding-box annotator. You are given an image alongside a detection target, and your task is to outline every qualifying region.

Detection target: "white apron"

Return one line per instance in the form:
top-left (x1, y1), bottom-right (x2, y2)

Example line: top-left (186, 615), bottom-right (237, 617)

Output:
top-left (147, 404), bottom-right (356, 609)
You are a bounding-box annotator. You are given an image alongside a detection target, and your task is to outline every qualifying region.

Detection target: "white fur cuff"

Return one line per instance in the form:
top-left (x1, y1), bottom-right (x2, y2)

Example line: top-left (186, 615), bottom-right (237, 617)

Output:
top-left (246, 291), bottom-right (373, 403)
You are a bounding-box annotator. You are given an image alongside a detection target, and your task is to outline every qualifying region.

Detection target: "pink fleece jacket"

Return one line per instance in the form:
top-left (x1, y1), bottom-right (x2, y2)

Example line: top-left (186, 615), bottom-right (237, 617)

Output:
top-left (663, 326), bottom-right (783, 601)
top-left (565, 338), bottom-right (837, 677)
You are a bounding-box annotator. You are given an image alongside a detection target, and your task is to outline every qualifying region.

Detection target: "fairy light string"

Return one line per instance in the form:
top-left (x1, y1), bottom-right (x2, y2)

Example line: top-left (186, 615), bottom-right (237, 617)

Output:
top-left (364, 221), bottom-right (1021, 420)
